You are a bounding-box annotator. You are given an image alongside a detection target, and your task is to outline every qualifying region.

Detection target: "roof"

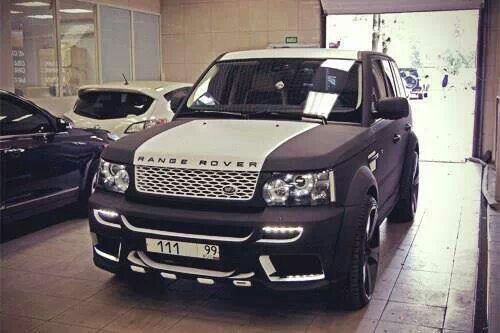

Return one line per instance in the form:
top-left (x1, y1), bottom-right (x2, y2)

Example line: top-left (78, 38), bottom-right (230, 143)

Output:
top-left (220, 48), bottom-right (363, 61)
top-left (78, 81), bottom-right (192, 98)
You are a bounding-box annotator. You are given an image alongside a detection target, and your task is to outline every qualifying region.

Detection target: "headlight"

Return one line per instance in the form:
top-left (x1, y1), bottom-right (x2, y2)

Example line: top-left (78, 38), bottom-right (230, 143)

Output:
top-left (124, 119), bottom-right (167, 134)
top-left (98, 159), bottom-right (129, 193)
top-left (263, 170), bottom-right (335, 206)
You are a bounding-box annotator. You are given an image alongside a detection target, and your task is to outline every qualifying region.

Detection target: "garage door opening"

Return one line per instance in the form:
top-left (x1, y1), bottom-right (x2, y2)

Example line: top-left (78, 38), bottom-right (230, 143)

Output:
top-left (327, 10), bottom-right (479, 162)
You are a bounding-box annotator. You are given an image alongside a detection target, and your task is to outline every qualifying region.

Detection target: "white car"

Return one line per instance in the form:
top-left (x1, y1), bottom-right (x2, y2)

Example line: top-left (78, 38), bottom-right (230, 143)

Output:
top-left (64, 81), bottom-right (191, 138)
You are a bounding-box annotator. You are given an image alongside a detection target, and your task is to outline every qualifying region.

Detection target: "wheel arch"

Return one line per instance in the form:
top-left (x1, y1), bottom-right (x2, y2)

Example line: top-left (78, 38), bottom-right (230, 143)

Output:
top-left (344, 165), bottom-right (378, 207)
top-left (330, 166), bottom-right (378, 282)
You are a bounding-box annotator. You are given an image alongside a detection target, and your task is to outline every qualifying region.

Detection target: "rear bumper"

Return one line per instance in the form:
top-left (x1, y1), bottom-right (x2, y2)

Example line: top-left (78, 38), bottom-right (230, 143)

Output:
top-left (88, 191), bottom-right (351, 291)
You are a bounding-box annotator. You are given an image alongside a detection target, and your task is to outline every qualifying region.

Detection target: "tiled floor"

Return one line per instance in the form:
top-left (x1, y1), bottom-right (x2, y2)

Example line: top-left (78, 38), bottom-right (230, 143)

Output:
top-left (0, 162), bottom-right (482, 333)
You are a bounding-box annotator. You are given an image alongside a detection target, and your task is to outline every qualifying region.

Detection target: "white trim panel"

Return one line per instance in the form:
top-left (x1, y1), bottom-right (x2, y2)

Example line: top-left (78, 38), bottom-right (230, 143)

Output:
top-left (321, 0), bottom-right (482, 14)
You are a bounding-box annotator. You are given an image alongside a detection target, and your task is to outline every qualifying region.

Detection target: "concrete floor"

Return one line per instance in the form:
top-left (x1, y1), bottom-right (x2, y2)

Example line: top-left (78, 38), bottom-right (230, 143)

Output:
top-left (0, 161), bottom-right (482, 333)
top-left (411, 88), bottom-right (475, 163)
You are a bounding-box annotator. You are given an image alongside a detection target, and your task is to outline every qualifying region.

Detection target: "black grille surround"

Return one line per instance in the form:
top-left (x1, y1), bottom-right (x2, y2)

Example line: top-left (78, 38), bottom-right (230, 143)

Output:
top-left (126, 215), bottom-right (254, 239)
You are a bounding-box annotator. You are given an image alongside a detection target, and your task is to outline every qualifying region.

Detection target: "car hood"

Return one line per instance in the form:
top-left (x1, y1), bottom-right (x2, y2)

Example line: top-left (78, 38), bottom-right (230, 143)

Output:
top-left (102, 119), bottom-right (373, 171)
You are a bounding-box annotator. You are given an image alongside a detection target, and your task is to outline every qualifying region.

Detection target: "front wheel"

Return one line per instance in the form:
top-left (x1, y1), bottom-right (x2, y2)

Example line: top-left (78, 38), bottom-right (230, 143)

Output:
top-left (334, 195), bottom-right (379, 310)
top-left (388, 151), bottom-right (419, 223)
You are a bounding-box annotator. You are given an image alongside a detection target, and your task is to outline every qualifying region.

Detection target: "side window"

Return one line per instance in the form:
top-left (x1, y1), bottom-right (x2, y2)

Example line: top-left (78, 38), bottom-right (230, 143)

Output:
top-left (371, 60), bottom-right (387, 101)
top-left (164, 87), bottom-right (191, 102)
top-left (381, 60), bottom-right (396, 97)
top-left (0, 97), bottom-right (52, 136)
top-left (390, 61), bottom-right (407, 98)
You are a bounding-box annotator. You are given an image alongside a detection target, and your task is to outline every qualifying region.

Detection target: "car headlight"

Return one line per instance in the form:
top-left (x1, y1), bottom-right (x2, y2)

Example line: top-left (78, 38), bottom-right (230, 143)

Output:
top-left (124, 119), bottom-right (167, 134)
top-left (263, 170), bottom-right (335, 206)
top-left (98, 159), bottom-right (129, 193)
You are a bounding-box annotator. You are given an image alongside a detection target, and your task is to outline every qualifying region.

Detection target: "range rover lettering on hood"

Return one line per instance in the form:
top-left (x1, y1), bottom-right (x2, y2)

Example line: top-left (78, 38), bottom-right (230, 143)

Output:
top-left (133, 119), bottom-right (319, 171)
top-left (136, 156), bottom-right (258, 169)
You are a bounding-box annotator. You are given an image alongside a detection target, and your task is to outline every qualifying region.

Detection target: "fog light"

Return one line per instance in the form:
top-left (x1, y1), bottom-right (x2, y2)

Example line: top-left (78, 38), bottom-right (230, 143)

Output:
top-left (262, 226), bottom-right (303, 234)
top-left (258, 226), bottom-right (303, 243)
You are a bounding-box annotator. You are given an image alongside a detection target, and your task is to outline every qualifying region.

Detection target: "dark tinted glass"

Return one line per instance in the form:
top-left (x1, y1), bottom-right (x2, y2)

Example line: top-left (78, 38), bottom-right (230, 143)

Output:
top-left (190, 59), bottom-right (360, 108)
top-left (74, 91), bottom-right (154, 119)
top-left (0, 97), bottom-right (52, 136)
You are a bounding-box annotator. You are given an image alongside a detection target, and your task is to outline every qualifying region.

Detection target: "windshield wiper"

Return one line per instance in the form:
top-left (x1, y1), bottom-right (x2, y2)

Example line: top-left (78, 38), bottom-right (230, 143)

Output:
top-left (246, 110), bottom-right (327, 125)
top-left (175, 109), bottom-right (245, 119)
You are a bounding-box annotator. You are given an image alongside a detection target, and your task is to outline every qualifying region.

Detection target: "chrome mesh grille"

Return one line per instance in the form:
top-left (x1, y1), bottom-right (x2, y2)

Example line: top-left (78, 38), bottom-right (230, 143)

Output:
top-left (135, 166), bottom-right (259, 200)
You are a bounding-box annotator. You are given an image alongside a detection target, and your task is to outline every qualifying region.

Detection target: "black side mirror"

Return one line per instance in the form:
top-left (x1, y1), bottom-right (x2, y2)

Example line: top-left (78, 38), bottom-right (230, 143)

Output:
top-left (55, 117), bottom-right (71, 132)
top-left (374, 97), bottom-right (409, 120)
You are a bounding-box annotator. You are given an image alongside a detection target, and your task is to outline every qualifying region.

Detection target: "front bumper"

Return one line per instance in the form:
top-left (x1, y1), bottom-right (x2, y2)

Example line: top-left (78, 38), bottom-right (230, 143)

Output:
top-left (88, 191), bottom-right (348, 291)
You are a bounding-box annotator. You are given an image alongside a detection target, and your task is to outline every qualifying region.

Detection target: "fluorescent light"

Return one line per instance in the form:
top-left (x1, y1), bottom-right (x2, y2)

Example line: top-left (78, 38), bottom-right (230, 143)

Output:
top-left (10, 10), bottom-right (24, 14)
top-left (14, 1), bottom-right (50, 7)
top-left (27, 14), bottom-right (53, 19)
top-left (59, 8), bottom-right (92, 14)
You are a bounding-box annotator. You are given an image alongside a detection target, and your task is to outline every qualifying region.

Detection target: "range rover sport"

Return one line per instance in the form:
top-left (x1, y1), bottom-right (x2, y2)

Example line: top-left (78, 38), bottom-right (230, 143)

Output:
top-left (88, 49), bottom-right (420, 309)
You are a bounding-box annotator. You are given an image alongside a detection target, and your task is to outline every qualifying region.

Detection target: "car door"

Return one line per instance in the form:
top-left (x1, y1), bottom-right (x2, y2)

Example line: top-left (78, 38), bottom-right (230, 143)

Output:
top-left (0, 94), bottom-right (81, 211)
top-left (369, 58), bottom-right (408, 213)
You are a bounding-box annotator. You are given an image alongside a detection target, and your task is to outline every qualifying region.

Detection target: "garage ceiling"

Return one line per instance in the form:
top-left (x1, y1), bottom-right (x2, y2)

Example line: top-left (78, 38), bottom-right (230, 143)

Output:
top-left (320, 0), bottom-right (483, 14)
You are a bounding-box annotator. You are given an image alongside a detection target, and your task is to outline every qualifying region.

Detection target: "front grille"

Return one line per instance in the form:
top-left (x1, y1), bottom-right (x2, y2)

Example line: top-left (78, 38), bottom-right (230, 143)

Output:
top-left (135, 166), bottom-right (259, 200)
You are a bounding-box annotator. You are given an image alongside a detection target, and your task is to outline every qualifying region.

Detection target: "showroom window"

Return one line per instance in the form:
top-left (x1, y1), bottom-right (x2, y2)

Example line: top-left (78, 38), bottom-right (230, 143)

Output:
top-left (9, 0), bottom-right (161, 97)
top-left (133, 12), bottom-right (161, 81)
top-left (59, 0), bottom-right (97, 96)
top-left (99, 5), bottom-right (132, 83)
top-left (10, 0), bottom-right (59, 98)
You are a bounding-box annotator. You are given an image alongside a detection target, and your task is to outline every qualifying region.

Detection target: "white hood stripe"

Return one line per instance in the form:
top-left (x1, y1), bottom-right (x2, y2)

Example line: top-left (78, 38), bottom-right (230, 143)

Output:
top-left (133, 119), bottom-right (319, 171)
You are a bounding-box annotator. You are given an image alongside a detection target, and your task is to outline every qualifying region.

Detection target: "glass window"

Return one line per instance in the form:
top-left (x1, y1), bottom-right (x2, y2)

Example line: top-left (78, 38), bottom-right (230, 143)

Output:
top-left (74, 90), bottom-right (154, 119)
top-left (133, 12), bottom-right (160, 80)
top-left (390, 61), bottom-right (407, 97)
top-left (0, 96), bottom-right (52, 135)
top-left (100, 6), bottom-right (132, 83)
top-left (183, 58), bottom-right (362, 123)
top-left (10, 0), bottom-right (58, 98)
top-left (59, 0), bottom-right (97, 96)
top-left (381, 60), bottom-right (396, 97)
top-left (164, 87), bottom-right (191, 102)
top-left (372, 60), bottom-right (389, 99)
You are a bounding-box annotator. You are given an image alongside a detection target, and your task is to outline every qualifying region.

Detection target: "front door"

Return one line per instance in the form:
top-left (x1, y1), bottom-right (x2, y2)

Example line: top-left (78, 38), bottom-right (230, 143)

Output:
top-left (369, 58), bottom-right (408, 213)
top-left (0, 95), bottom-right (79, 209)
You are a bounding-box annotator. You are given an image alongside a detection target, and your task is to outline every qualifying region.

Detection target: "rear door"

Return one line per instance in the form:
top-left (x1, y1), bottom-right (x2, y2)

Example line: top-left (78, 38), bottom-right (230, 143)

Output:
top-left (369, 58), bottom-right (408, 212)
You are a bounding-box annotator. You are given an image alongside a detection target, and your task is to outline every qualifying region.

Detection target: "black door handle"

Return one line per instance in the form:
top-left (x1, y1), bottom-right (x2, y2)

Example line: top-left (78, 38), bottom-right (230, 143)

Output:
top-left (405, 123), bottom-right (412, 131)
top-left (393, 134), bottom-right (401, 143)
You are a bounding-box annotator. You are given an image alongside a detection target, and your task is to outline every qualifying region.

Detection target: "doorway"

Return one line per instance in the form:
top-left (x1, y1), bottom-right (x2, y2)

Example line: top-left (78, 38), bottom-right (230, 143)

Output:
top-left (327, 10), bottom-right (479, 162)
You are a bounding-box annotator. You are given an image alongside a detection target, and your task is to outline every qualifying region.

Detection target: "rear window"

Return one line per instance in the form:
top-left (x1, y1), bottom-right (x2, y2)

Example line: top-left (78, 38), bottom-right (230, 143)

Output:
top-left (74, 91), bottom-right (154, 120)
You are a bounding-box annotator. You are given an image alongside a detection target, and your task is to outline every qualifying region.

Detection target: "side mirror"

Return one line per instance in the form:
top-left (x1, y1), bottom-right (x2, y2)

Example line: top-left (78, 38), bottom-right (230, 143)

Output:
top-left (55, 117), bottom-right (71, 132)
top-left (374, 97), bottom-right (409, 120)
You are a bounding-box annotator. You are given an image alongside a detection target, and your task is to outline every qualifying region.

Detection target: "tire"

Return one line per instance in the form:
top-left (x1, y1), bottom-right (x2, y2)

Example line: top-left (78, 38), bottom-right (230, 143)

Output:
top-left (335, 195), bottom-right (379, 310)
top-left (78, 159), bottom-right (99, 208)
top-left (388, 151), bottom-right (419, 223)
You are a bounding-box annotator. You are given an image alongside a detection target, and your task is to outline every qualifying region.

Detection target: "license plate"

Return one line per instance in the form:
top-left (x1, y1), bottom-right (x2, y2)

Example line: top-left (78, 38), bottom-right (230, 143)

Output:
top-left (145, 238), bottom-right (220, 260)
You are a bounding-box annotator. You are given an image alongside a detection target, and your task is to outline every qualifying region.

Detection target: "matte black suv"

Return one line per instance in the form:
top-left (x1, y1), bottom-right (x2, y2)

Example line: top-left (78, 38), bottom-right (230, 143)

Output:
top-left (0, 90), bottom-right (111, 223)
top-left (88, 49), bottom-right (419, 309)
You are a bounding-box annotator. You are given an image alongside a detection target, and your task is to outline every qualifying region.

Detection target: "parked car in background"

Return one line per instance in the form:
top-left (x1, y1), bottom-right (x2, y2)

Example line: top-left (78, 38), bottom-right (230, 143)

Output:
top-left (0, 90), bottom-right (112, 223)
top-left (63, 81), bottom-right (192, 139)
top-left (88, 49), bottom-right (419, 310)
top-left (399, 68), bottom-right (429, 99)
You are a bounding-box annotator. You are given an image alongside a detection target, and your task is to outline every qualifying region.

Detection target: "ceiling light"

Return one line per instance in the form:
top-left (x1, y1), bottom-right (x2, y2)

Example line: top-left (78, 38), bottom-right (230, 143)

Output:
top-left (27, 14), bottom-right (53, 19)
top-left (59, 8), bottom-right (92, 14)
top-left (14, 1), bottom-right (50, 7)
top-left (10, 10), bottom-right (23, 14)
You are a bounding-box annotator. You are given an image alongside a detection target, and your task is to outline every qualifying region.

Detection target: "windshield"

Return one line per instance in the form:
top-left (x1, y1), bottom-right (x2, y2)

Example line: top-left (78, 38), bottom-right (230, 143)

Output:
top-left (74, 91), bottom-right (154, 120)
top-left (183, 58), bottom-right (362, 123)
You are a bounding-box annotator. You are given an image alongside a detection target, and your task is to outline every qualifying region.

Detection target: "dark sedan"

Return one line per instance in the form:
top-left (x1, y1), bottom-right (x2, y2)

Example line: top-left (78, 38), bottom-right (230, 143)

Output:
top-left (0, 90), bottom-right (112, 223)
